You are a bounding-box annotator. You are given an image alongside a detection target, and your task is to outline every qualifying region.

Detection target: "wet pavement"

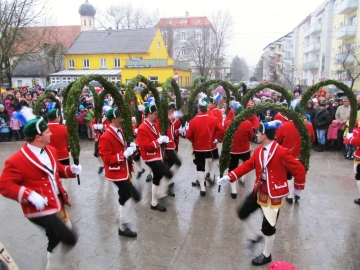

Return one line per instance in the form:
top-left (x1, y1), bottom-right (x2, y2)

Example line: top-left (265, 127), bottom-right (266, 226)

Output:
top-left (0, 138), bottom-right (360, 270)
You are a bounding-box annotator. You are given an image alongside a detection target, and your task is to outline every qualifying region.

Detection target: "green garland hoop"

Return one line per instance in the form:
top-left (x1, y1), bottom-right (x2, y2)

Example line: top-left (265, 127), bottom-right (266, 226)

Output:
top-left (33, 92), bottom-right (61, 116)
top-left (87, 84), bottom-right (102, 121)
top-left (124, 83), bottom-right (141, 126)
top-left (300, 79), bottom-right (357, 132)
top-left (241, 83), bottom-right (294, 107)
top-left (219, 103), bottom-right (311, 175)
top-left (233, 82), bottom-right (247, 97)
top-left (61, 81), bottom-right (75, 111)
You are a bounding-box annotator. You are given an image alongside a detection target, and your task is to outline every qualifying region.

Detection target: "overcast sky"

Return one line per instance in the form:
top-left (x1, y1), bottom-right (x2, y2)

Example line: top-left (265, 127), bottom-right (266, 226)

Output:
top-left (50, 0), bottom-right (326, 66)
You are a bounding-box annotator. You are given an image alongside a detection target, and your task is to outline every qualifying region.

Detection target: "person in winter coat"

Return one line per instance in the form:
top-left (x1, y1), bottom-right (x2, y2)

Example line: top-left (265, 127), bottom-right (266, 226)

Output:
top-left (327, 120), bottom-right (339, 150)
top-left (76, 105), bottom-right (87, 139)
top-left (313, 102), bottom-right (331, 152)
top-left (303, 100), bottom-right (316, 124)
top-left (0, 104), bottom-right (9, 123)
top-left (10, 111), bottom-right (22, 141)
top-left (4, 99), bottom-right (15, 116)
top-left (304, 114), bottom-right (315, 144)
top-left (84, 106), bottom-right (95, 140)
top-left (325, 100), bottom-right (335, 120)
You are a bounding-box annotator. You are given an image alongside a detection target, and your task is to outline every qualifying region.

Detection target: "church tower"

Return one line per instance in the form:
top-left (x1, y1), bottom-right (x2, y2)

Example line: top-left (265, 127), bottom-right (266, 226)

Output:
top-left (78, 0), bottom-right (96, 31)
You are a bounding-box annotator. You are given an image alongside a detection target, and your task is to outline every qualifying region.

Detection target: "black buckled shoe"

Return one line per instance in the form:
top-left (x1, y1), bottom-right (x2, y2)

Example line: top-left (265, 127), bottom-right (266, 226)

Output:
top-left (98, 167), bottom-right (104, 174)
top-left (200, 191), bottom-right (206, 197)
top-left (231, 193), bottom-right (237, 199)
top-left (118, 227), bottom-right (137, 238)
top-left (294, 195), bottom-right (300, 203)
top-left (354, 198), bottom-right (360, 205)
top-left (146, 174), bottom-right (153, 182)
top-left (285, 197), bottom-right (293, 204)
top-left (150, 204), bottom-right (166, 212)
top-left (251, 253), bottom-right (272, 266)
top-left (136, 168), bottom-right (145, 179)
top-left (167, 190), bottom-right (175, 197)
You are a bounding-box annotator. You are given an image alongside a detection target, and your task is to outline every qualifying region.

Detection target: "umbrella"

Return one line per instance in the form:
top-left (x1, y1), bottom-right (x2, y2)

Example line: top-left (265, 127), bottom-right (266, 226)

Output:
top-left (45, 84), bottom-right (54, 90)
top-left (257, 92), bottom-right (272, 97)
top-left (52, 82), bottom-right (68, 89)
top-left (0, 88), bottom-right (6, 93)
top-left (90, 81), bottom-right (102, 87)
top-left (214, 86), bottom-right (225, 95)
top-left (134, 86), bottom-right (144, 93)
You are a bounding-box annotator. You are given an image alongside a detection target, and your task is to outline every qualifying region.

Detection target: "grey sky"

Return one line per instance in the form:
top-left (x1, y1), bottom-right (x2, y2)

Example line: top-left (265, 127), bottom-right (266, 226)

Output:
top-left (51, 0), bottom-right (326, 66)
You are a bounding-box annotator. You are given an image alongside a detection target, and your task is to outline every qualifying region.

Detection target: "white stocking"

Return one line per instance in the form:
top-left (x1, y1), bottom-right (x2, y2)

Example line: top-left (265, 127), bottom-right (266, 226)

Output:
top-left (230, 181), bottom-right (237, 194)
top-left (197, 171), bottom-right (205, 192)
top-left (151, 184), bottom-right (158, 207)
top-left (287, 179), bottom-right (293, 199)
top-left (263, 235), bottom-right (275, 257)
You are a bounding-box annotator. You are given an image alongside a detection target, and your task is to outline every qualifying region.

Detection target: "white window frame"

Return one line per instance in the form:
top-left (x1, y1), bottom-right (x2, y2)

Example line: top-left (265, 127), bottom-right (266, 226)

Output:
top-left (158, 42), bottom-right (161, 49)
top-left (114, 58), bottom-right (120, 68)
top-left (17, 80), bottom-right (22, 86)
top-left (148, 76), bottom-right (158, 83)
top-left (68, 59), bottom-right (74, 69)
top-left (180, 32), bottom-right (186, 42)
top-left (195, 30), bottom-right (202, 40)
top-left (83, 58), bottom-right (89, 69)
top-left (100, 58), bottom-right (107, 69)
top-left (181, 47), bottom-right (186, 56)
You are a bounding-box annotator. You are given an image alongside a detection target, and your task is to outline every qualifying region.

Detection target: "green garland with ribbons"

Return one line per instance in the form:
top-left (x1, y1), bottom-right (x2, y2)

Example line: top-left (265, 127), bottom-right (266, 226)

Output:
top-left (33, 92), bottom-right (61, 116)
top-left (124, 83), bottom-right (141, 126)
top-left (219, 103), bottom-right (311, 176)
top-left (233, 82), bottom-right (247, 97)
top-left (61, 81), bottom-right (75, 112)
top-left (241, 83), bottom-right (294, 107)
top-left (300, 79), bottom-right (357, 132)
top-left (87, 84), bottom-right (102, 121)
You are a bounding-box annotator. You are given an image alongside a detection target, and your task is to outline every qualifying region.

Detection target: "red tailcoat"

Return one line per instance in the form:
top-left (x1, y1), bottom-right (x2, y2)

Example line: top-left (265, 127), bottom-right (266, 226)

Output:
top-left (275, 121), bottom-right (301, 159)
top-left (47, 121), bottom-right (69, 160)
top-left (209, 108), bottom-right (223, 125)
top-left (224, 119), bottom-right (254, 154)
top-left (306, 122), bottom-right (316, 143)
top-left (247, 114), bottom-right (260, 130)
top-left (349, 135), bottom-right (360, 158)
top-left (166, 118), bottom-right (181, 150)
top-left (90, 116), bottom-right (110, 141)
top-left (98, 126), bottom-right (131, 181)
top-left (186, 112), bottom-right (225, 151)
top-left (225, 109), bottom-right (235, 122)
top-left (228, 142), bottom-right (306, 199)
top-left (136, 119), bottom-right (163, 162)
top-left (0, 144), bottom-right (75, 218)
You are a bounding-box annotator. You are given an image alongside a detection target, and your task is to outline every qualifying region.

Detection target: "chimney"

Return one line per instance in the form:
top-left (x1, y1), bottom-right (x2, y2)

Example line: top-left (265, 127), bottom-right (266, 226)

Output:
top-left (185, 11), bottom-right (189, 17)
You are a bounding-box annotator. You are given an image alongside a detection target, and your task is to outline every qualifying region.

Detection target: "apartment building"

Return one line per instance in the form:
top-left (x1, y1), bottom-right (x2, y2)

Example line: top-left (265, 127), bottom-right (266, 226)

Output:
top-left (262, 0), bottom-right (360, 91)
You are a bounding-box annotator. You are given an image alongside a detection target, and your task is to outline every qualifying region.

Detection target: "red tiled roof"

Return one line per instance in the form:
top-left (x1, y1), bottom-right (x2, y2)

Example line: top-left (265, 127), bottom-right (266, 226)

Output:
top-left (156, 17), bottom-right (216, 32)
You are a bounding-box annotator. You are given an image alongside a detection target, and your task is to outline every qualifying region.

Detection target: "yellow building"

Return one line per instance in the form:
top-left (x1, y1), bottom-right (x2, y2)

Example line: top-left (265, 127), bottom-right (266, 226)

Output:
top-left (50, 28), bottom-right (191, 87)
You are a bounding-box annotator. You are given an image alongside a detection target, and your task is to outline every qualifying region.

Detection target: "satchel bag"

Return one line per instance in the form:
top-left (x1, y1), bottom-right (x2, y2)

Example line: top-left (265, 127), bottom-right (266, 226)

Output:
top-left (0, 242), bottom-right (18, 270)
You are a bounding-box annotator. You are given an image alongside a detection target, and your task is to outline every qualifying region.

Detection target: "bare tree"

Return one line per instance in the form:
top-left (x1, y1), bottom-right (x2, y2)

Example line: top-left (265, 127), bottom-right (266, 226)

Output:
top-left (334, 45), bottom-right (360, 90)
top-left (210, 10), bottom-right (233, 79)
top-left (97, 3), bottom-right (157, 30)
top-left (0, 0), bottom-right (49, 86)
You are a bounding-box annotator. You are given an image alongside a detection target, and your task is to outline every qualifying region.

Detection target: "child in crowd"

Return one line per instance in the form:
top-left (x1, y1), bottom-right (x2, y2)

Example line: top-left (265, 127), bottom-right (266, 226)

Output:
top-left (344, 120), bottom-right (360, 160)
top-left (85, 105), bottom-right (95, 140)
top-left (77, 105), bottom-right (87, 139)
top-left (304, 114), bottom-right (316, 144)
top-left (0, 117), bottom-right (10, 142)
top-left (10, 111), bottom-right (22, 141)
top-left (327, 120), bottom-right (339, 150)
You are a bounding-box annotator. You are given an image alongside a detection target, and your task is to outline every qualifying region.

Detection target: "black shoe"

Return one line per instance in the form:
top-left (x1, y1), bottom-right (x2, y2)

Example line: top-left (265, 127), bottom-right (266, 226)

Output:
top-left (231, 193), bottom-right (237, 199)
top-left (118, 227), bottom-right (137, 238)
top-left (167, 190), bottom-right (175, 197)
top-left (200, 191), bottom-right (206, 197)
top-left (354, 198), bottom-right (360, 205)
top-left (294, 195), bottom-right (300, 203)
top-left (98, 167), bottom-right (104, 174)
top-left (251, 253), bottom-right (272, 266)
top-left (146, 174), bottom-right (153, 182)
top-left (150, 204), bottom-right (166, 212)
top-left (192, 180), bottom-right (206, 187)
top-left (238, 180), bottom-right (245, 187)
top-left (286, 197), bottom-right (293, 204)
top-left (206, 172), bottom-right (210, 179)
top-left (136, 168), bottom-right (145, 179)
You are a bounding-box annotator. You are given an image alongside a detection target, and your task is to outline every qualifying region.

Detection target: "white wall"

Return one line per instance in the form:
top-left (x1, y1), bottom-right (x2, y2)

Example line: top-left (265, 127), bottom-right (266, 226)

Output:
top-left (11, 77), bottom-right (46, 88)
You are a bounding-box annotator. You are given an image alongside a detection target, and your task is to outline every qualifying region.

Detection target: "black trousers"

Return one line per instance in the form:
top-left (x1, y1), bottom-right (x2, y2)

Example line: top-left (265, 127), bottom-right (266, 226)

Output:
top-left (145, 160), bottom-right (173, 186)
top-left (165, 149), bottom-right (182, 169)
top-left (228, 151), bottom-right (251, 172)
top-left (59, 158), bottom-right (70, 166)
top-left (112, 179), bottom-right (141, 205)
top-left (237, 192), bottom-right (279, 236)
top-left (29, 214), bottom-right (77, 252)
top-left (193, 149), bottom-right (219, 172)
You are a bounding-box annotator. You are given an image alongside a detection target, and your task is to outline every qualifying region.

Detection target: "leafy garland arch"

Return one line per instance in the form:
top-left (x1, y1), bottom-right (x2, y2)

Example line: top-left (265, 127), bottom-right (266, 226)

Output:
top-left (233, 82), bottom-right (247, 97)
top-left (124, 83), bottom-right (141, 126)
top-left (241, 83), bottom-right (294, 107)
top-left (65, 75), bottom-right (133, 175)
top-left (33, 92), bottom-right (61, 116)
top-left (300, 79), bottom-right (357, 131)
top-left (219, 103), bottom-right (311, 176)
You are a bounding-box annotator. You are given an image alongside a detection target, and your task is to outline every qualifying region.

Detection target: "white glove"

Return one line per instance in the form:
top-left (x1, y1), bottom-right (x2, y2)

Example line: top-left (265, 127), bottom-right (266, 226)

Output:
top-left (124, 147), bottom-right (135, 158)
top-left (162, 135), bottom-right (169, 143)
top-left (294, 189), bottom-right (302, 197)
top-left (134, 128), bottom-right (138, 135)
top-left (27, 191), bottom-right (48, 211)
top-left (217, 175), bottom-right (230, 185)
top-left (178, 126), bottom-right (186, 137)
top-left (185, 121), bottom-right (189, 130)
top-left (213, 139), bottom-right (219, 144)
top-left (97, 124), bottom-right (103, 130)
top-left (173, 110), bottom-right (183, 119)
top-left (157, 135), bottom-right (167, 144)
top-left (138, 105), bottom-right (145, 112)
top-left (346, 132), bottom-right (353, 139)
top-left (130, 142), bottom-right (137, 149)
top-left (71, 164), bottom-right (82, 175)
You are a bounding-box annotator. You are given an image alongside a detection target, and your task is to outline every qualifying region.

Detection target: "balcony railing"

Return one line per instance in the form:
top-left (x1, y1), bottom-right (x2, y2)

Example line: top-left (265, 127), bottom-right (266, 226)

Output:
top-left (335, 0), bottom-right (358, 14)
top-left (303, 61), bottom-right (319, 70)
top-left (284, 55), bottom-right (293, 61)
top-left (334, 53), bottom-right (355, 65)
top-left (303, 43), bottom-right (321, 54)
top-left (304, 24), bottom-right (322, 37)
top-left (125, 59), bottom-right (190, 70)
top-left (335, 25), bottom-right (356, 40)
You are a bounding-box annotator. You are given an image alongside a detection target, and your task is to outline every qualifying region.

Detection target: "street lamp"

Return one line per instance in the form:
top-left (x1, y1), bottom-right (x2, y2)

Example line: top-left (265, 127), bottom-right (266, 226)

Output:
top-left (291, 64), bottom-right (295, 89)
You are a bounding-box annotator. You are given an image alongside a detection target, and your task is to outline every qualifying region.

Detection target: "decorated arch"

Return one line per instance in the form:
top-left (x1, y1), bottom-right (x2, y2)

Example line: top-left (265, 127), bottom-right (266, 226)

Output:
top-left (300, 79), bottom-right (357, 131)
top-left (33, 92), bottom-right (61, 116)
top-left (233, 82), bottom-right (247, 97)
top-left (219, 103), bottom-right (311, 176)
top-left (241, 83), bottom-right (294, 107)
